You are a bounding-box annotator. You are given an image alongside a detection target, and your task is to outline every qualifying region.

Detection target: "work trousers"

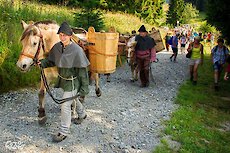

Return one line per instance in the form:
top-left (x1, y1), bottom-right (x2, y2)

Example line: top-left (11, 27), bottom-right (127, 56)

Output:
top-left (60, 90), bottom-right (86, 136)
top-left (136, 56), bottom-right (150, 86)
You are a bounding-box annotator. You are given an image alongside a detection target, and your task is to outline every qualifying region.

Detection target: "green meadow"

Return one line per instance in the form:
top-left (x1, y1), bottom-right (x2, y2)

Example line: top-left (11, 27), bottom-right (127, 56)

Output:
top-left (154, 44), bottom-right (230, 152)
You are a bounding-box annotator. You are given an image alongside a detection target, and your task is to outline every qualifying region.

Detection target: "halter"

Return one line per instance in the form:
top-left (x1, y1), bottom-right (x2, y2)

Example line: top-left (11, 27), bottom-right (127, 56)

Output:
top-left (20, 28), bottom-right (45, 64)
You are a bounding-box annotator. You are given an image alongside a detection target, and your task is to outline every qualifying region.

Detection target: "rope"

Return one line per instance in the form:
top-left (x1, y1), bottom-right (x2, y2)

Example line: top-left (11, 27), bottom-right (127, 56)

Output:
top-left (58, 74), bottom-right (77, 81)
top-left (89, 48), bottom-right (118, 57)
top-left (39, 66), bottom-right (79, 104)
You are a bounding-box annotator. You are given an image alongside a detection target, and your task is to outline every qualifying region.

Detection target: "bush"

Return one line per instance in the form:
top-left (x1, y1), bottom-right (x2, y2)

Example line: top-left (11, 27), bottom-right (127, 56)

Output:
top-left (198, 21), bottom-right (216, 34)
top-left (74, 9), bottom-right (104, 31)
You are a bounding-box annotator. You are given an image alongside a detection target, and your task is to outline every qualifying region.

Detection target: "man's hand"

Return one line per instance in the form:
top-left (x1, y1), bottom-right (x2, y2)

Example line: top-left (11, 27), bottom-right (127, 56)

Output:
top-left (224, 73), bottom-right (229, 80)
top-left (33, 59), bottom-right (41, 66)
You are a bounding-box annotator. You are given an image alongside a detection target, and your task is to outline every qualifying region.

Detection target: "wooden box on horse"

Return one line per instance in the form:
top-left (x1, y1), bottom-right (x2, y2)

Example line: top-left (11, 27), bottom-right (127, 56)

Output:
top-left (149, 30), bottom-right (165, 53)
top-left (87, 27), bottom-right (119, 74)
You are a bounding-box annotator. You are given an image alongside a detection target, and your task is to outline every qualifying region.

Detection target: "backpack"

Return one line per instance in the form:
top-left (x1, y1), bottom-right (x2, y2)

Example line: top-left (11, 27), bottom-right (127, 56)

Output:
top-left (167, 36), bottom-right (173, 45)
top-left (214, 45), bottom-right (226, 53)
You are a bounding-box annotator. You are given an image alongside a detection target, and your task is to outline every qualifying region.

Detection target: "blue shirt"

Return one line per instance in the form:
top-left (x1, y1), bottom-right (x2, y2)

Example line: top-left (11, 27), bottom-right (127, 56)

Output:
top-left (171, 36), bottom-right (178, 48)
top-left (211, 46), bottom-right (229, 64)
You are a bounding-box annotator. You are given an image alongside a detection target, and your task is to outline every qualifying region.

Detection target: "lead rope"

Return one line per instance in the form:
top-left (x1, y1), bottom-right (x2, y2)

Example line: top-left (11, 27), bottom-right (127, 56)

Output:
top-left (71, 76), bottom-right (77, 104)
top-left (40, 67), bottom-right (79, 104)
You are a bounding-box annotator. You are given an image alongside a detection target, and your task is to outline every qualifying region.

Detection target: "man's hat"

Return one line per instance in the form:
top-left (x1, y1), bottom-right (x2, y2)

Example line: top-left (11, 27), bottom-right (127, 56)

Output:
top-left (57, 22), bottom-right (73, 36)
top-left (138, 25), bottom-right (147, 32)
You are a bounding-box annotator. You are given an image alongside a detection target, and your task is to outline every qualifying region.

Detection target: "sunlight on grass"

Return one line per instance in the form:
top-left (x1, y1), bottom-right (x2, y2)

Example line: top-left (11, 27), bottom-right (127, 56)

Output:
top-left (154, 50), bottom-right (230, 152)
top-left (104, 12), bottom-right (154, 34)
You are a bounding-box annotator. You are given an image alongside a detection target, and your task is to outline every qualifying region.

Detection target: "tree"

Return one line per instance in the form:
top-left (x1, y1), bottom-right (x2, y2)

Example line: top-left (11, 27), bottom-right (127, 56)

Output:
top-left (74, 0), bottom-right (104, 31)
top-left (206, 0), bottom-right (230, 43)
top-left (184, 0), bottom-right (207, 11)
top-left (167, 0), bottom-right (185, 26)
top-left (181, 3), bottom-right (199, 23)
top-left (136, 0), bottom-right (165, 25)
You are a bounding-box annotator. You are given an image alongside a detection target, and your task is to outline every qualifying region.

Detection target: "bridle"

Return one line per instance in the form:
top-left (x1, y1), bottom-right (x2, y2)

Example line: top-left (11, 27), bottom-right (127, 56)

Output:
top-left (19, 26), bottom-right (80, 104)
top-left (20, 26), bottom-right (81, 104)
top-left (20, 29), bottom-right (45, 65)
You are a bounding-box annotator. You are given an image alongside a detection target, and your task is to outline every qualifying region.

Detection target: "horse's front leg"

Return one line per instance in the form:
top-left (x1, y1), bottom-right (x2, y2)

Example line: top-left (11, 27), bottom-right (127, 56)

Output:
top-left (91, 73), bottom-right (101, 97)
top-left (134, 65), bottom-right (139, 81)
top-left (130, 63), bottom-right (138, 82)
top-left (38, 79), bottom-right (47, 125)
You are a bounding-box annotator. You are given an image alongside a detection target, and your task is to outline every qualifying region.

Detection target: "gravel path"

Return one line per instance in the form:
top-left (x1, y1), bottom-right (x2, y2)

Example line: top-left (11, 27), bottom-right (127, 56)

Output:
top-left (0, 52), bottom-right (188, 153)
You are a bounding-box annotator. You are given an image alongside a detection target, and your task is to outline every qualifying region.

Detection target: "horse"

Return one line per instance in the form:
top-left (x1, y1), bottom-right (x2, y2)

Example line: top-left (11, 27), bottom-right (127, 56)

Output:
top-left (16, 20), bottom-right (101, 125)
top-left (125, 35), bottom-right (138, 82)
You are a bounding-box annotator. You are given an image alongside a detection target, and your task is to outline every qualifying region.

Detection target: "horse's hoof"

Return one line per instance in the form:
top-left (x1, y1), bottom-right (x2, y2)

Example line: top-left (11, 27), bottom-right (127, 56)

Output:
top-left (130, 79), bottom-right (135, 82)
top-left (96, 88), bottom-right (102, 97)
top-left (38, 116), bottom-right (47, 125)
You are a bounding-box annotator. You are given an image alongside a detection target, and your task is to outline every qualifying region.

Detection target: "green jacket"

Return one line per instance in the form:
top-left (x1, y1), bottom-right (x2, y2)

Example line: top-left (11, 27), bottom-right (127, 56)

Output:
top-left (40, 59), bottom-right (89, 96)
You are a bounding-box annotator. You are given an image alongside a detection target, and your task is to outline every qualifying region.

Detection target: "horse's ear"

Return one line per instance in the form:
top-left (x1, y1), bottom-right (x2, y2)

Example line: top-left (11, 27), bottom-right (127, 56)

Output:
top-left (21, 20), bottom-right (28, 30)
top-left (29, 21), bottom-right (34, 25)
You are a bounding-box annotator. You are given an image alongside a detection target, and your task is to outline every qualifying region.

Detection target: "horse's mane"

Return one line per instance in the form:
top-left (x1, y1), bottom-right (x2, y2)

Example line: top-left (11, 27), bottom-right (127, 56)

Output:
top-left (21, 20), bottom-right (59, 41)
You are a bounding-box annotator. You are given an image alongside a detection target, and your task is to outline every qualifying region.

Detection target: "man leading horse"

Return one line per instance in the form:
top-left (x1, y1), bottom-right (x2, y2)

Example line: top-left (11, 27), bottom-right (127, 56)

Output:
top-left (38, 22), bottom-right (89, 142)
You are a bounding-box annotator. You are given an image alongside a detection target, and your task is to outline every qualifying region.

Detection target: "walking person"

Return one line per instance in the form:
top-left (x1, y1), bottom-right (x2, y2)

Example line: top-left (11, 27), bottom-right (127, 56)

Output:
top-left (169, 33), bottom-right (179, 62)
top-left (210, 34), bottom-right (215, 49)
top-left (180, 34), bottom-right (187, 54)
top-left (187, 36), bottom-right (204, 85)
top-left (135, 25), bottom-right (156, 87)
top-left (165, 32), bottom-right (172, 52)
top-left (39, 22), bottom-right (90, 142)
top-left (211, 38), bottom-right (229, 91)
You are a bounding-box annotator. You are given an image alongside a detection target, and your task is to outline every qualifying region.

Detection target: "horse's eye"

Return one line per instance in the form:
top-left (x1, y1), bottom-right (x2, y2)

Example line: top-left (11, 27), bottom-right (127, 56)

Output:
top-left (33, 42), bottom-right (37, 46)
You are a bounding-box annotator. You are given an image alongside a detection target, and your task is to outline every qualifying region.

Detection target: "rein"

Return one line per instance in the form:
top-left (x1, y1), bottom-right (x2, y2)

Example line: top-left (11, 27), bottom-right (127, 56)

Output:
top-left (21, 27), bottom-right (80, 104)
top-left (39, 66), bottom-right (79, 104)
top-left (35, 40), bottom-right (79, 104)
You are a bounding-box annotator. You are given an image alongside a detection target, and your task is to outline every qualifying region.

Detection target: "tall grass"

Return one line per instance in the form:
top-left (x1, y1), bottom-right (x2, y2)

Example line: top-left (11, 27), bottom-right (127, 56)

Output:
top-left (0, 0), bottom-right (77, 92)
top-left (104, 11), bottom-right (154, 34)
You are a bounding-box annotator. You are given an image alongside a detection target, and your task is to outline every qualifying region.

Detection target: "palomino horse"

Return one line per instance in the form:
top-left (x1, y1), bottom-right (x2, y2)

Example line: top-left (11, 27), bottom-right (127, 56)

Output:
top-left (125, 35), bottom-right (138, 82)
top-left (16, 20), bottom-right (101, 124)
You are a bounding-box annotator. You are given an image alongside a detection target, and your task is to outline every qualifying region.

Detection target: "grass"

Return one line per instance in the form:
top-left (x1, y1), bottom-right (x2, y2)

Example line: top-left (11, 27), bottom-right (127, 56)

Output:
top-left (104, 11), bottom-right (154, 34)
top-left (154, 43), bottom-right (230, 152)
top-left (0, 0), bottom-right (76, 92)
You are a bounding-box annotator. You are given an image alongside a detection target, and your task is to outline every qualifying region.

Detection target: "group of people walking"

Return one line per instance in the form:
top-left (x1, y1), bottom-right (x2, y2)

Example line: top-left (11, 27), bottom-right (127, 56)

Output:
top-left (35, 22), bottom-right (229, 143)
top-left (166, 30), bottom-right (229, 90)
top-left (35, 23), bottom-right (157, 142)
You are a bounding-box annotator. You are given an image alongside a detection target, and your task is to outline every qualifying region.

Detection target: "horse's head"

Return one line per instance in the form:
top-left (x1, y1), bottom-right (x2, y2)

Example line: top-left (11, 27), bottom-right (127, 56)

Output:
top-left (16, 20), bottom-right (59, 72)
top-left (125, 36), bottom-right (136, 65)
